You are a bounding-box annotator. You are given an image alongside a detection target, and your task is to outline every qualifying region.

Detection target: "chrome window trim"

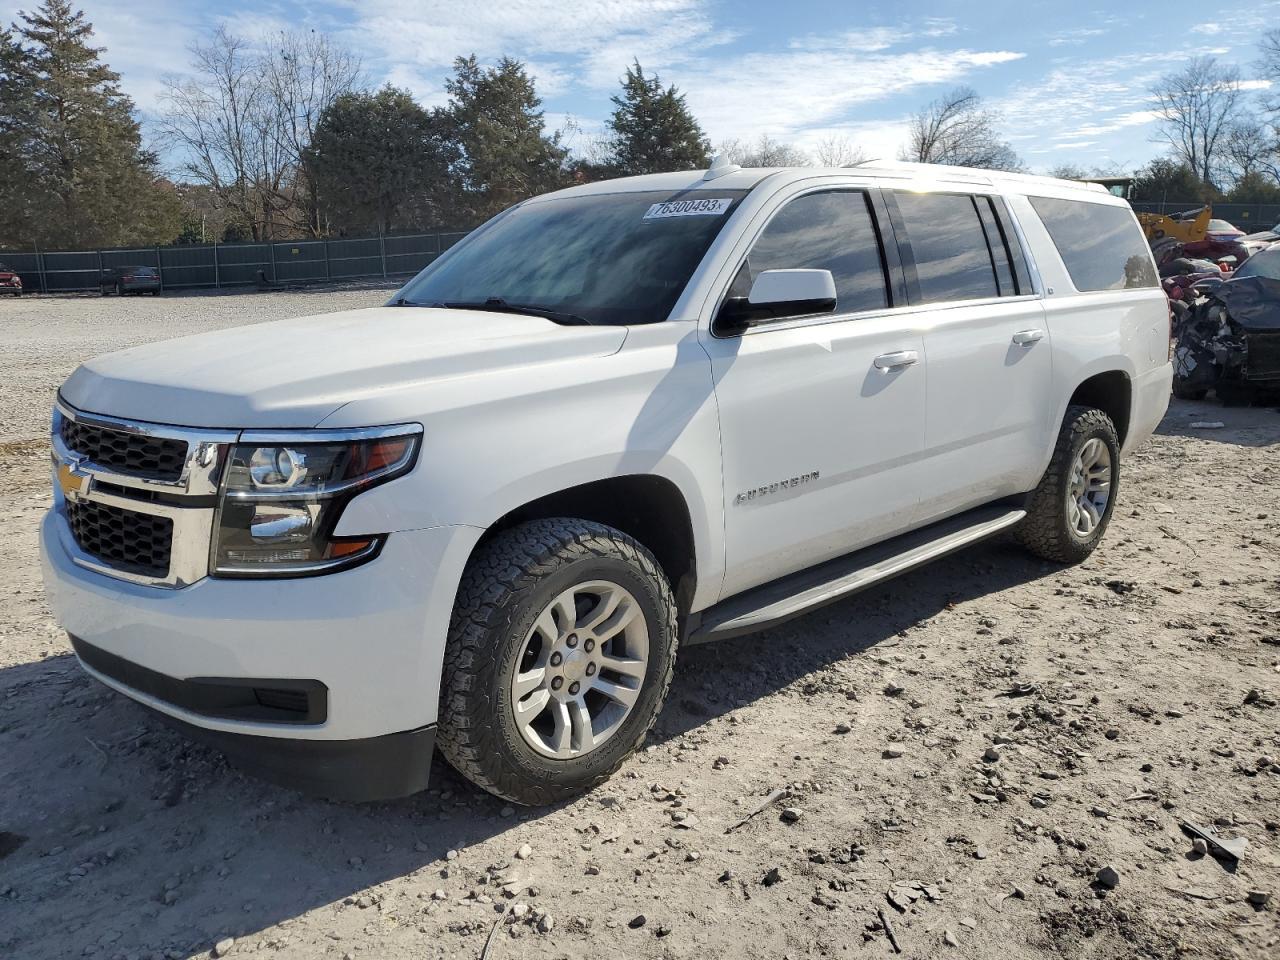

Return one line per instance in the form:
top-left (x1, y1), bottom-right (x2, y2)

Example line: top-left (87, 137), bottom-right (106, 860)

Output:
top-left (728, 292), bottom-right (1044, 338)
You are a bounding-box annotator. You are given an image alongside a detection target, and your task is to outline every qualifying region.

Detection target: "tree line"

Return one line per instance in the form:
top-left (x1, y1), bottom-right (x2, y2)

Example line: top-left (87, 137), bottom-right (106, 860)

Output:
top-left (3, 1), bottom-right (1279, 253)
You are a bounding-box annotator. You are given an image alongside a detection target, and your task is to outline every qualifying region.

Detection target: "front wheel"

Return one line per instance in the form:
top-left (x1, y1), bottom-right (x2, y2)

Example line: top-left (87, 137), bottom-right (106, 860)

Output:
top-left (1016, 405), bottom-right (1120, 564)
top-left (437, 518), bottom-right (678, 805)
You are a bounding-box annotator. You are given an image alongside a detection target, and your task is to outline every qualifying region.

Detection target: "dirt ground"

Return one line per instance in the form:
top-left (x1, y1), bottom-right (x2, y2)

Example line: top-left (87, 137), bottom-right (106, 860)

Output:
top-left (1, 289), bottom-right (1278, 960)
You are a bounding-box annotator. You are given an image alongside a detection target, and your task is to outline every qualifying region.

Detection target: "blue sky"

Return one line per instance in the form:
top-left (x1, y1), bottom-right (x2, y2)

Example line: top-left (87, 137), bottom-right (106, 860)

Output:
top-left (8, 0), bottom-right (1279, 173)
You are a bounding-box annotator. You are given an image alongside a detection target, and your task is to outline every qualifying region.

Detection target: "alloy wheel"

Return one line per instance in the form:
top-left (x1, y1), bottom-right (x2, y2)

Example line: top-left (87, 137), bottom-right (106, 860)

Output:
top-left (1066, 437), bottom-right (1112, 537)
top-left (510, 580), bottom-right (649, 760)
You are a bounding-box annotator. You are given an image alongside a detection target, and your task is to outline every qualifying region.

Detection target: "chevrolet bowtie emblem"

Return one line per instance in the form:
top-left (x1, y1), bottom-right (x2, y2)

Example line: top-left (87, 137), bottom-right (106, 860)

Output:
top-left (57, 462), bottom-right (92, 501)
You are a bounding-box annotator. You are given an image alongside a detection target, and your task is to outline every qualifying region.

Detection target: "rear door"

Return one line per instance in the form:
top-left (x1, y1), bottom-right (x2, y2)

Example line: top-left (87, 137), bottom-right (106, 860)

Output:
top-left (702, 185), bottom-right (928, 600)
top-left (886, 189), bottom-right (1053, 522)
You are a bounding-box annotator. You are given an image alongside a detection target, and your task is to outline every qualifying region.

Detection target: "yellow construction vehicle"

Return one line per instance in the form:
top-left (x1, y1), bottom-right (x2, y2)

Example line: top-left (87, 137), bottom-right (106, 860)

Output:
top-left (1137, 205), bottom-right (1211, 244)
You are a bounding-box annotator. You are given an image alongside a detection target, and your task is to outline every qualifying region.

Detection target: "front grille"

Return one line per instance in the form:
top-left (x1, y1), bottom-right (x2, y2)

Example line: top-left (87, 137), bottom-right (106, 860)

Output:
top-left (66, 499), bottom-right (173, 577)
top-left (60, 418), bottom-right (188, 481)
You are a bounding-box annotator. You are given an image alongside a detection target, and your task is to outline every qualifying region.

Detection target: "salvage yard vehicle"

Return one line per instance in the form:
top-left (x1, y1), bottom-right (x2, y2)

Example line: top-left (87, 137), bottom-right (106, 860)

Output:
top-left (41, 159), bottom-right (1173, 804)
top-left (0, 261), bottom-right (22, 295)
top-left (99, 265), bottom-right (161, 296)
top-left (1173, 242), bottom-right (1280, 403)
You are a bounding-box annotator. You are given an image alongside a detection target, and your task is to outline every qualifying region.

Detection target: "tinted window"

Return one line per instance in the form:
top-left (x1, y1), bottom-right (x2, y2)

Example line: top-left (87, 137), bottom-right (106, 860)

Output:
top-left (894, 191), bottom-right (1000, 303)
top-left (1029, 196), bottom-right (1158, 291)
top-left (730, 190), bottom-right (888, 315)
top-left (1235, 247), bottom-right (1280, 280)
top-left (398, 190), bottom-right (748, 325)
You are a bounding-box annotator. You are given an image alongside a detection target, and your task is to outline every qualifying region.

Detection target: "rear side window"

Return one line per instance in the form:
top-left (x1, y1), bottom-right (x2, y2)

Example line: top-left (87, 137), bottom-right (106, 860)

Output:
top-left (730, 190), bottom-right (889, 316)
top-left (892, 192), bottom-right (1003, 304)
top-left (1028, 197), bottom-right (1158, 291)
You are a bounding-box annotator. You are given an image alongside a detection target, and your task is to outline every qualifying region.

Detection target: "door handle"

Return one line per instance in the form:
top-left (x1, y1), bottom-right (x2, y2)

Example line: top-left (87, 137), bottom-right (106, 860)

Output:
top-left (1012, 328), bottom-right (1045, 346)
top-left (873, 350), bottom-right (919, 371)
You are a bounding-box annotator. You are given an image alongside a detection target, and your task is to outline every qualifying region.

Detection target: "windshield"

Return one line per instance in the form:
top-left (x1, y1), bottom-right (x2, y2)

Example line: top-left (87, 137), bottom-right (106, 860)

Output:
top-left (396, 189), bottom-right (749, 325)
top-left (1235, 248), bottom-right (1280, 280)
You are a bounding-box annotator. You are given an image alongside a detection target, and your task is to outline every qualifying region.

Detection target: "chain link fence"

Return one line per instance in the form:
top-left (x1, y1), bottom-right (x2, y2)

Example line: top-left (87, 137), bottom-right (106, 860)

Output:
top-left (0, 231), bottom-right (470, 294)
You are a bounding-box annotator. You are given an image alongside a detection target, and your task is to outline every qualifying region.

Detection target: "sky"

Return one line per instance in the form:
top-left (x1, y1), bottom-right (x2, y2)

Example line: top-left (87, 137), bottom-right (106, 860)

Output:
top-left (5, 0), bottom-right (1279, 174)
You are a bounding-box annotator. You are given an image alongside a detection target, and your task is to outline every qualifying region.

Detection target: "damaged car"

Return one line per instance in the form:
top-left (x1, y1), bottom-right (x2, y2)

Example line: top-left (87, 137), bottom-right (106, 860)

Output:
top-left (1172, 242), bottom-right (1280, 403)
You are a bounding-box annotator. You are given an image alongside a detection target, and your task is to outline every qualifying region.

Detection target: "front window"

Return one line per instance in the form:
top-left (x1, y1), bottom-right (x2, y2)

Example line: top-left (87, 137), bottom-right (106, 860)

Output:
top-left (396, 190), bottom-right (749, 325)
top-left (1235, 247), bottom-right (1280, 280)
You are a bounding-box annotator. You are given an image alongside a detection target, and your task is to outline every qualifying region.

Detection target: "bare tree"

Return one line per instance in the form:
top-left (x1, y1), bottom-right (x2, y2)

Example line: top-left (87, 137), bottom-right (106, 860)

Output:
top-left (1260, 28), bottom-right (1280, 115)
top-left (1149, 56), bottom-right (1245, 186)
top-left (1046, 163), bottom-right (1088, 181)
top-left (719, 134), bottom-right (811, 166)
top-left (900, 86), bottom-right (1022, 171)
top-left (263, 30), bottom-right (362, 236)
top-left (814, 134), bottom-right (867, 167)
top-left (1222, 120), bottom-right (1280, 184)
top-left (157, 28), bottom-right (283, 239)
top-left (157, 27), bottom-right (360, 240)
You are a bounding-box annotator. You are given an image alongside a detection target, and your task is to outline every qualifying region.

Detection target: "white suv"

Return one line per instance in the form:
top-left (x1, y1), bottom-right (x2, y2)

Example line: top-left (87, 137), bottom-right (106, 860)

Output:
top-left (41, 160), bottom-right (1173, 804)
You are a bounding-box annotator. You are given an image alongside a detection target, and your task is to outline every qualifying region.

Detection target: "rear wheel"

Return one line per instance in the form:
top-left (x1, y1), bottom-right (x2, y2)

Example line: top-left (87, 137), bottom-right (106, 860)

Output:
top-left (437, 518), bottom-right (678, 805)
top-left (1016, 406), bottom-right (1120, 564)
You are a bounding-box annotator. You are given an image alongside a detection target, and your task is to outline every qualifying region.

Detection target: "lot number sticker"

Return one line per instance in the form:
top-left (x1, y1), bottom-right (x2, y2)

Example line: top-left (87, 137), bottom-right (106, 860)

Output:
top-left (643, 198), bottom-right (733, 220)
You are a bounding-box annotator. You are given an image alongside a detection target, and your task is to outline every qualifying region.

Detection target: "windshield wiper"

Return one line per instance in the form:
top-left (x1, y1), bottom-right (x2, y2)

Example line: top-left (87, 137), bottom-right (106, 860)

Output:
top-left (398, 296), bottom-right (593, 325)
top-left (446, 298), bottom-right (594, 326)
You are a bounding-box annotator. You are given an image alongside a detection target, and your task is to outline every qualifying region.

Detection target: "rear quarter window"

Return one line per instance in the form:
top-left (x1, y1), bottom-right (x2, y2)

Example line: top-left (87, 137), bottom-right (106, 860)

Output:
top-left (1029, 196), bottom-right (1158, 292)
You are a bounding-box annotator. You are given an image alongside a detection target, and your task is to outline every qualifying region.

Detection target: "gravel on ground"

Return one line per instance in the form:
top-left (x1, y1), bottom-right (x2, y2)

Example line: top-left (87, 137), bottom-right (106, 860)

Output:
top-left (1, 289), bottom-right (1277, 960)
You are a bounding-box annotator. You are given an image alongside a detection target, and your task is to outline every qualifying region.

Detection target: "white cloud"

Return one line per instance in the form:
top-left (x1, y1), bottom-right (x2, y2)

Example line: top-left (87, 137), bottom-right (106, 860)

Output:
top-left (1048, 27), bottom-right (1106, 47)
top-left (332, 0), bottom-right (727, 94)
top-left (1191, 23), bottom-right (1224, 35)
top-left (678, 43), bottom-right (1025, 145)
top-left (71, 0), bottom-right (198, 113)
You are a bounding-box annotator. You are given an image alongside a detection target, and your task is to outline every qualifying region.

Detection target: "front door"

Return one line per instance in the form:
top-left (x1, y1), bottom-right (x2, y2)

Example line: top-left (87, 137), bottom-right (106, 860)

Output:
top-left (702, 187), bottom-right (928, 602)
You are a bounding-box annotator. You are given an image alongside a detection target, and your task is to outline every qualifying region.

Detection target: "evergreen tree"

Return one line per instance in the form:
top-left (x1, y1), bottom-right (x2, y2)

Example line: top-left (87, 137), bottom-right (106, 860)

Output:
top-left (606, 61), bottom-right (709, 175)
top-left (440, 55), bottom-right (569, 223)
top-left (307, 86), bottom-right (455, 235)
top-left (0, 0), bottom-right (179, 249)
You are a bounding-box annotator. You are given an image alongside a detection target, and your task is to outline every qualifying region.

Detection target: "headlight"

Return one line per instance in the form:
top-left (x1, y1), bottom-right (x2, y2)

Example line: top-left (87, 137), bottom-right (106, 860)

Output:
top-left (210, 425), bottom-right (421, 578)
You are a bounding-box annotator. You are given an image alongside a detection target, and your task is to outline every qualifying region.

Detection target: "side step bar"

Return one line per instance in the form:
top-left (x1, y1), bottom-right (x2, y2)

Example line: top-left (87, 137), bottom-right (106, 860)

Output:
top-left (686, 504), bottom-right (1026, 645)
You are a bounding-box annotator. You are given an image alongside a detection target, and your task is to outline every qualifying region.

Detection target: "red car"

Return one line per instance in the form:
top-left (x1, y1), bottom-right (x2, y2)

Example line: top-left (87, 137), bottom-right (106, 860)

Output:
top-left (0, 262), bottom-right (22, 296)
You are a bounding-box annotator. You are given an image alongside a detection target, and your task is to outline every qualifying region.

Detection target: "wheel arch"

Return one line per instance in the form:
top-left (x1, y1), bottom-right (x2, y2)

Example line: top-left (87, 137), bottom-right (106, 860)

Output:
top-left (1066, 369), bottom-right (1132, 447)
top-left (475, 474), bottom-right (700, 620)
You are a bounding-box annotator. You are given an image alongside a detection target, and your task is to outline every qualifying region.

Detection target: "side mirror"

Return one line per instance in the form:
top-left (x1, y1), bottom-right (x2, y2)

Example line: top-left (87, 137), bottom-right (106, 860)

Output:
top-left (717, 269), bottom-right (837, 330)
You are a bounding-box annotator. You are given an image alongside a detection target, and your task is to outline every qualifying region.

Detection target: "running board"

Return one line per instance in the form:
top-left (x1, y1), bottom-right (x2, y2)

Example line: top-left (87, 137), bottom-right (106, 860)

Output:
top-left (687, 504), bottom-right (1026, 644)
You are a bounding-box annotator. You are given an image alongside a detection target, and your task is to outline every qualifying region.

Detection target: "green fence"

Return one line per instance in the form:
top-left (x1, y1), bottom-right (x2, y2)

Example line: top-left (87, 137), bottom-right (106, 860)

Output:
top-left (0, 231), bottom-right (470, 294)
top-left (1129, 201), bottom-right (1280, 230)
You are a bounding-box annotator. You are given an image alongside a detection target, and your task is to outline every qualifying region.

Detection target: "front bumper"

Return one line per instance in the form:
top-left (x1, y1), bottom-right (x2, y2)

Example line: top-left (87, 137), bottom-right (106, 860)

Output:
top-left (74, 634), bottom-right (436, 800)
top-left (41, 509), bottom-right (483, 799)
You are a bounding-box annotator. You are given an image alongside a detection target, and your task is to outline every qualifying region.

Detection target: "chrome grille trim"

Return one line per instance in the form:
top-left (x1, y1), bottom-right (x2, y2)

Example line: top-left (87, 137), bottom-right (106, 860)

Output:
top-left (51, 401), bottom-right (239, 588)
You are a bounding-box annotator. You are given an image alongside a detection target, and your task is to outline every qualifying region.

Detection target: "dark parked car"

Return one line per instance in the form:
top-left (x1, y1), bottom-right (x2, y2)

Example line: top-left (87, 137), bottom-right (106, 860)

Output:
top-left (1172, 242), bottom-right (1280, 404)
top-left (0, 262), bottom-right (22, 296)
top-left (100, 265), bottom-right (161, 296)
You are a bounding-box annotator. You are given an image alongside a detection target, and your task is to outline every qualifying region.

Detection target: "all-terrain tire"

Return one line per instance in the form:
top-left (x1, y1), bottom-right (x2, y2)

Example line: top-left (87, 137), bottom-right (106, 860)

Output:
top-left (436, 518), bottom-right (678, 806)
top-left (1016, 405), bottom-right (1120, 564)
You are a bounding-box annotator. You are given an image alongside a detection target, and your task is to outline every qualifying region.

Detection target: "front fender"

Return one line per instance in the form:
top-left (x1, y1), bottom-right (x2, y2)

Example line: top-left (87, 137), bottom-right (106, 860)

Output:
top-left (332, 323), bottom-right (726, 611)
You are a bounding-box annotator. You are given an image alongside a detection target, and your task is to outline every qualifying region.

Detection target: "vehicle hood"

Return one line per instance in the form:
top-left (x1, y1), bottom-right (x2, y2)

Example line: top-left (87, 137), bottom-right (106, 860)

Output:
top-left (60, 306), bottom-right (629, 428)
top-left (1208, 276), bottom-right (1280, 332)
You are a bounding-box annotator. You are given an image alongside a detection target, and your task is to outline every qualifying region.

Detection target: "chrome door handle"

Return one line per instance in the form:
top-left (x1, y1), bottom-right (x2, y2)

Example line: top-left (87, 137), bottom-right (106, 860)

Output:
top-left (1012, 328), bottom-right (1045, 346)
top-left (873, 350), bottom-right (919, 370)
